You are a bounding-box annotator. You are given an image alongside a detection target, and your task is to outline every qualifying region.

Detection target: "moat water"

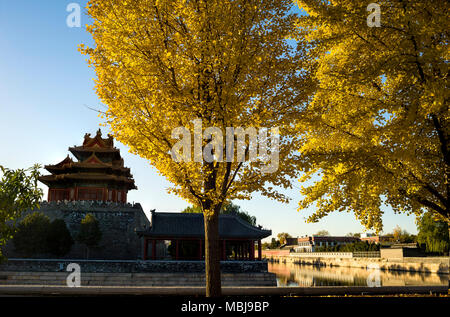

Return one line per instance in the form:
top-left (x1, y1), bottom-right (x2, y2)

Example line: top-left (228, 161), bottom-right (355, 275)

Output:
top-left (268, 262), bottom-right (448, 287)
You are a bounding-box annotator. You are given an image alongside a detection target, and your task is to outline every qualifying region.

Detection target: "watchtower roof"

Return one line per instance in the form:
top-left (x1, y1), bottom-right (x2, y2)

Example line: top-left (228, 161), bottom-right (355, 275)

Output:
top-left (38, 130), bottom-right (137, 201)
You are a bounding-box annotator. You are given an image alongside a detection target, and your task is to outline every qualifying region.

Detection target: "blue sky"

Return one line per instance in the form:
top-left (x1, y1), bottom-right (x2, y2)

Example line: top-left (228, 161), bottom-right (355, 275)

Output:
top-left (0, 1), bottom-right (419, 241)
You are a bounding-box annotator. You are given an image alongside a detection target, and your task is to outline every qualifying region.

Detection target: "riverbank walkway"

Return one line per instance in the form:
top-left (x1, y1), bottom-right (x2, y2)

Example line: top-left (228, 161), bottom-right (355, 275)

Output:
top-left (0, 285), bottom-right (447, 296)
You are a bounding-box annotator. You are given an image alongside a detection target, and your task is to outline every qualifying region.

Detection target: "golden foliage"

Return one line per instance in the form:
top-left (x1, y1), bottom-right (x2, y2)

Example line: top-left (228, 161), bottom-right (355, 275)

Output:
top-left (294, 0), bottom-right (449, 232)
top-left (81, 0), bottom-right (310, 215)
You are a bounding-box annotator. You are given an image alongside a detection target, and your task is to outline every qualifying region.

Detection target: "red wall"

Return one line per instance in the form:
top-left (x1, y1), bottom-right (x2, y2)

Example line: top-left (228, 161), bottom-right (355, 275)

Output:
top-left (258, 249), bottom-right (291, 257)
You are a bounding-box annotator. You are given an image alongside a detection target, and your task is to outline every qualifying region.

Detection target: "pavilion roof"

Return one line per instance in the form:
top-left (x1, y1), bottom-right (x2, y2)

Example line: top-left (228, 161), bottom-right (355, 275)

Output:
top-left (136, 211), bottom-right (271, 240)
top-left (66, 129), bottom-right (122, 160)
top-left (38, 130), bottom-right (136, 194)
top-left (47, 155), bottom-right (74, 169)
top-left (38, 173), bottom-right (137, 189)
top-left (69, 146), bottom-right (121, 161)
top-left (82, 128), bottom-right (114, 148)
top-left (45, 162), bottom-right (131, 174)
top-left (44, 152), bottom-right (129, 175)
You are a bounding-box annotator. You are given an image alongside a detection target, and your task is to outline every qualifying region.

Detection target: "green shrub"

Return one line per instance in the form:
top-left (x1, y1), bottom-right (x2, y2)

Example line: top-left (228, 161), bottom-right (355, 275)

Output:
top-left (13, 213), bottom-right (74, 257)
top-left (13, 212), bottom-right (51, 256)
top-left (77, 213), bottom-right (102, 259)
top-left (314, 241), bottom-right (380, 252)
top-left (417, 212), bottom-right (449, 255)
top-left (46, 219), bottom-right (74, 257)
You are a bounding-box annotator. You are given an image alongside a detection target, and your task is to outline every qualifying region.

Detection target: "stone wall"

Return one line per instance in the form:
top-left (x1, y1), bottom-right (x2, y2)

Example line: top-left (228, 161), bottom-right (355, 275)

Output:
top-left (0, 259), bottom-right (269, 273)
top-left (266, 255), bottom-right (449, 275)
top-left (0, 259), bottom-right (275, 286)
top-left (260, 250), bottom-right (291, 257)
top-left (0, 272), bottom-right (276, 287)
top-left (290, 252), bottom-right (353, 259)
top-left (380, 248), bottom-right (424, 259)
top-left (2, 201), bottom-right (150, 260)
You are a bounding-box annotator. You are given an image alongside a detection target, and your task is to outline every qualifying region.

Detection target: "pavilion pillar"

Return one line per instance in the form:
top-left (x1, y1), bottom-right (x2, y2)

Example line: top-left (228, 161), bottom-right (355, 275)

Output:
top-left (175, 239), bottom-right (179, 260)
top-left (143, 238), bottom-right (148, 260)
top-left (222, 240), bottom-right (226, 260)
top-left (239, 241), bottom-right (244, 261)
top-left (250, 241), bottom-right (255, 260)
top-left (152, 240), bottom-right (156, 260)
top-left (198, 239), bottom-right (202, 260)
top-left (239, 244), bottom-right (243, 260)
top-left (247, 242), bottom-right (250, 260)
top-left (258, 239), bottom-right (262, 261)
top-left (244, 241), bottom-right (250, 261)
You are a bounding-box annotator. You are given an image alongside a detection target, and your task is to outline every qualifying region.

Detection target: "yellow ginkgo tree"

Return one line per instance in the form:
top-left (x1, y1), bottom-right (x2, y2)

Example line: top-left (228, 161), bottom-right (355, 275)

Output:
top-left (294, 0), bottom-right (449, 232)
top-left (81, 0), bottom-right (309, 296)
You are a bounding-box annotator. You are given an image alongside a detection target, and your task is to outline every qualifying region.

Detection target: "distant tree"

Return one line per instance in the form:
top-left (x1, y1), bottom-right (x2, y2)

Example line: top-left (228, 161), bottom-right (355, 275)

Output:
top-left (400, 231), bottom-right (416, 244)
top-left (182, 205), bottom-right (202, 214)
top-left (277, 233), bottom-right (292, 245)
top-left (182, 202), bottom-right (257, 226)
top-left (13, 212), bottom-right (50, 257)
top-left (393, 225), bottom-right (402, 242)
top-left (221, 203), bottom-right (257, 227)
top-left (46, 219), bottom-right (74, 257)
top-left (391, 225), bottom-right (416, 243)
top-left (315, 230), bottom-right (329, 237)
top-left (0, 164), bottom-right (42, 261)
top-left (417, 212), bottom-right (449, 255)
top-left (381, 233), bottom-right (395, 243)
top-left (269, 238), bottom-right (281, 249)
top-left (77, 214), bottom-right (102, 259)
top-left (316, 241), bottom-right (380, 253)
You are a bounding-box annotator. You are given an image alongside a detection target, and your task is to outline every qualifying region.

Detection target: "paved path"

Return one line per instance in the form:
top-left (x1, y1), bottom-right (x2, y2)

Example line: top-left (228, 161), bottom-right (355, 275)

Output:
top-left (0, 285), bottom-right (447, 296)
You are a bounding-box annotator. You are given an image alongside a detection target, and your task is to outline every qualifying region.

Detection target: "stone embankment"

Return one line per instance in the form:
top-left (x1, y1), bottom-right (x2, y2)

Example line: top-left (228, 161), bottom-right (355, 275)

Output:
top-left (0, 271), bottom-right (276, 287)
top-left (265, 254), bottom-right (449, 275)
top-left (0, 258), bottom-right (269, 273)
top-left (0, 259), bottom-right (277, 287)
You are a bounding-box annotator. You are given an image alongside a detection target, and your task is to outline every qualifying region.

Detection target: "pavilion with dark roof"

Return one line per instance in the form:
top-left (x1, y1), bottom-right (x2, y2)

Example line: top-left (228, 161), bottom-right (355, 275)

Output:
top-left (136, 210), bottom-right (271, 261)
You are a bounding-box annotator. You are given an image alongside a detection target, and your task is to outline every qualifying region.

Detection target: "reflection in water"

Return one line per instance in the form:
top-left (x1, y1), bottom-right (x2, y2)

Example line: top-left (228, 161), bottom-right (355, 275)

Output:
top-left (268, 262), bottom-right (448, 287)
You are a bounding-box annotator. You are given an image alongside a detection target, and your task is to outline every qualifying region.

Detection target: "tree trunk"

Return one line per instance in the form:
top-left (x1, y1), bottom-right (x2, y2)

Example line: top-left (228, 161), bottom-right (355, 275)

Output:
top-left (204, 211), bottom-right (221, 297)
